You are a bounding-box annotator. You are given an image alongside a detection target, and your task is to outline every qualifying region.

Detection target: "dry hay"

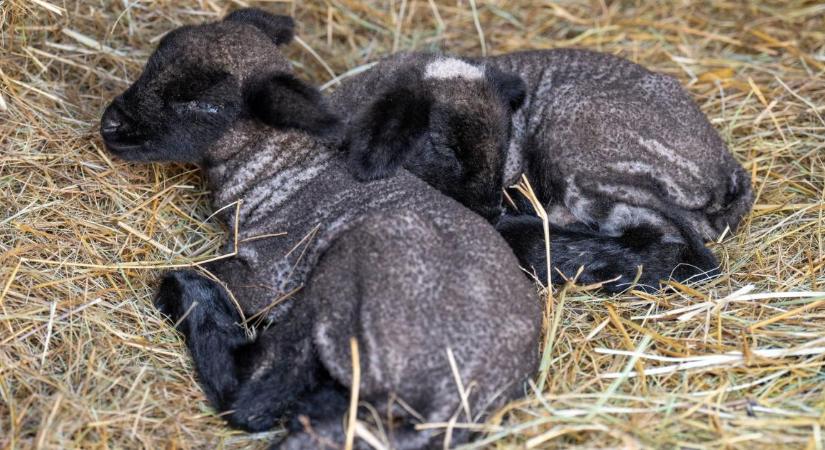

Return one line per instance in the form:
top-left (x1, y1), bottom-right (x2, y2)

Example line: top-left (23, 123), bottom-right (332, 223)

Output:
top-left (1, 0), bottom-right (824, 448)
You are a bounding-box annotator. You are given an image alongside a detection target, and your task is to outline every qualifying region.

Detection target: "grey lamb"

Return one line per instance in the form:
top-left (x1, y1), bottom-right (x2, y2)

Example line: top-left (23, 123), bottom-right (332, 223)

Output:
top-left (491, 50), bottom-right (753, 291)
top-left (99, 9), bottom-right (540, 449)
top-left (333, 50), bottom-right (753, 292)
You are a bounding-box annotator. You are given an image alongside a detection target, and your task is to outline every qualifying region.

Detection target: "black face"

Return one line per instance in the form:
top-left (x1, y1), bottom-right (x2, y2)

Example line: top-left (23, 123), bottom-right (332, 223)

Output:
top-left (407, 98), bottom-right (510, 221)
top-left (346, 61), bottom-right (525, 222)
top-left (101, 60), bottom-right (243, 162)
top-left (99, 9), bottom-right (299, 164)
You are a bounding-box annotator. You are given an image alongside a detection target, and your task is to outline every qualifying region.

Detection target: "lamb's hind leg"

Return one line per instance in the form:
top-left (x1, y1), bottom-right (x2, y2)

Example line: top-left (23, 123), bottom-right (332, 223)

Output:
top-left (496, 214), bottom-right (719, 292)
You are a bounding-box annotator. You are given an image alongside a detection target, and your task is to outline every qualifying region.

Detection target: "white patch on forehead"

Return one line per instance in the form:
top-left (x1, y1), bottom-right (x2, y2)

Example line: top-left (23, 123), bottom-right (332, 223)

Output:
top-left (424, 58), bottom-right (484, 80)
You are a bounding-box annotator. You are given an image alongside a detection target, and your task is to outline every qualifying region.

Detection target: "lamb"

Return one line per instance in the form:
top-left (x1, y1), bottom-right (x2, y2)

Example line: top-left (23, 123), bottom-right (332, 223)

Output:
top-left (490, 50), bottom-right (753, 291)
top-left (332, 52), bottom-right (527, 222)
top-left (99, 9), bottom-right (540, 449)
top-left (332, 50), bottom-right (753, 292)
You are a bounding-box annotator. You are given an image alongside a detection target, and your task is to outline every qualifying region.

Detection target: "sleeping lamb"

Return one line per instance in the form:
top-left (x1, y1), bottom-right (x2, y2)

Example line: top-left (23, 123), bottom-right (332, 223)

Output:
top-left (99, 9), bottom-right (540, 449)
top-left (332, 50), bottom-right (753, 292)
top-left (335, 52), bottom-right (527, 222)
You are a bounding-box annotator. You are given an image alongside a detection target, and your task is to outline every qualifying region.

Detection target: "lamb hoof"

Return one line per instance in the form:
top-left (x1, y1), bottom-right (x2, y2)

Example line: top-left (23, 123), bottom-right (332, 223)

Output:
top-left (154, 270), bottom-right (194, 323)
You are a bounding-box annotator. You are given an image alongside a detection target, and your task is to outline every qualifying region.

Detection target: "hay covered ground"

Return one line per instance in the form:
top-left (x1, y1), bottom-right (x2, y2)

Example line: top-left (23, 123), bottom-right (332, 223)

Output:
top-left (1, 0), bottom-right (824, 448)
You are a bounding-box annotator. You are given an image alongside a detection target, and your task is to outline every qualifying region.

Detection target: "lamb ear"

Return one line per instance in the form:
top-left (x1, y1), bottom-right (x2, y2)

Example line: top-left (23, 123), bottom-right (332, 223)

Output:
top-left (346, 83), bottom-right (433, 181)
top-left (225, 8), bottom-right (295, 45)
top-left (486, 65), bottom-right (526, 111)
top-left (245, 73), bottom-right (338, 135)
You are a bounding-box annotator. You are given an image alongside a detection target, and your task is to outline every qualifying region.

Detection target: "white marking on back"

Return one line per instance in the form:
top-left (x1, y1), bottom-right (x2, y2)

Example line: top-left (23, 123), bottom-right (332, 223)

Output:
top-left (424, 58), bottom-right (484, 80)
top-left (609, 160), bottom-right (695, 205)
top-left (636, 136), bottom-right (701, 179)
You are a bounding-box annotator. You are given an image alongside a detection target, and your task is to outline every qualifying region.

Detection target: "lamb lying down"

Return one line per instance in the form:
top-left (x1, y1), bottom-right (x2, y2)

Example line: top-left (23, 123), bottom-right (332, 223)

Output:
top-left (332, 50), bottom-right (752, 292)
top-left (99, 9), bottom-right (540, 449)
top-left (490, 50), bottom-right (753, 291)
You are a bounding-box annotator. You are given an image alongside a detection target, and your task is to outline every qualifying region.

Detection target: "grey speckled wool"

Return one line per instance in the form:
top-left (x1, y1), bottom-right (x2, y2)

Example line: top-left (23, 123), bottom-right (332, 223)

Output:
top-left (489, 49), bottom-right (752, 241)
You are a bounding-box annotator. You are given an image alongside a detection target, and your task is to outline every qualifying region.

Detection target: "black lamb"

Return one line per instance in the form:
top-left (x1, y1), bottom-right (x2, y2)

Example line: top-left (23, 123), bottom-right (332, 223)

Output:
top-left (99, 9), bottom-right (540, 449)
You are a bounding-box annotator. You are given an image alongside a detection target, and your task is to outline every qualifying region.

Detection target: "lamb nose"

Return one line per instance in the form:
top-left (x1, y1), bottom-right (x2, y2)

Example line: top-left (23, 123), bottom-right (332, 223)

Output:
top-left (101, 116), bottom-right (121, 134)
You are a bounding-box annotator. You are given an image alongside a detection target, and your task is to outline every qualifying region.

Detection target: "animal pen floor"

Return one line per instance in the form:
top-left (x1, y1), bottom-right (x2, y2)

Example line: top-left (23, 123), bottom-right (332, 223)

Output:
top-left (1, 1), bottom-right (824, 449)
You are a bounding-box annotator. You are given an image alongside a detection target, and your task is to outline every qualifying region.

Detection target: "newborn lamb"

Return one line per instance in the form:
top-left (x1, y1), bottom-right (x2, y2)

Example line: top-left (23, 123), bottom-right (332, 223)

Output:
top-left (99, 9), bottom-right (540, 449)
top-left (332, 50), bottom-right (752, 292)
top-left (331, 52), bottom-right (527, 222)
top-left (490, 49), bottom-right (753, 291)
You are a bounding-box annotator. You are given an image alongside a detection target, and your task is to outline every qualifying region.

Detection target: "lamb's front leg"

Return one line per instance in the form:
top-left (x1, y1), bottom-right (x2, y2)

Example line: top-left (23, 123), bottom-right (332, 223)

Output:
top-left (154, 270), bottom-right (249, 409)
top-left (155, 270), bottom-right (321, 432)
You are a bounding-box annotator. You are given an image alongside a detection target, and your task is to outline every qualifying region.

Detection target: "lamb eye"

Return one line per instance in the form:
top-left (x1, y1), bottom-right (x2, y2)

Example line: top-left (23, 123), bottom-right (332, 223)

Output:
top-left (171, 100), bottom-right (220, 115)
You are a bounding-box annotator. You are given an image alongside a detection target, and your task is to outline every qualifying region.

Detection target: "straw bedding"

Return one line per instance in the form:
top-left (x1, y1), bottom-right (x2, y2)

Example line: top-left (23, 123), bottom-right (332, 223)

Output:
top-left (1, 1), bottom-right (823, 448)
